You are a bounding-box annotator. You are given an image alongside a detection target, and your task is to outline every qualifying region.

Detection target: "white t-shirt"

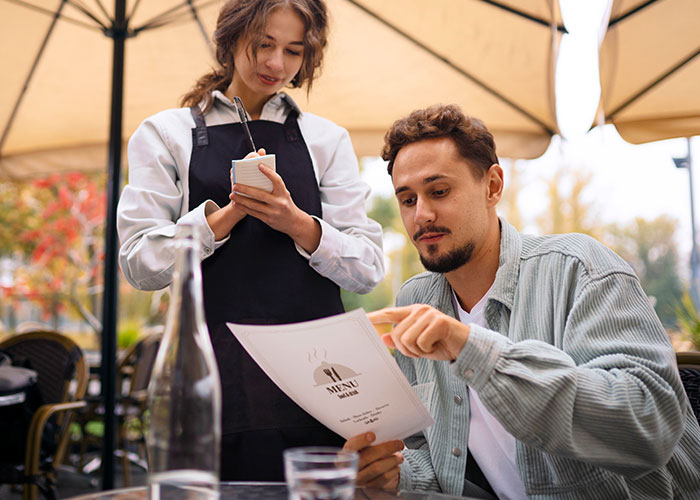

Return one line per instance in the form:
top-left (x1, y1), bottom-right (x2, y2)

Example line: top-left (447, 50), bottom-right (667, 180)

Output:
top-left (453, 289), bottom-right (528, 500)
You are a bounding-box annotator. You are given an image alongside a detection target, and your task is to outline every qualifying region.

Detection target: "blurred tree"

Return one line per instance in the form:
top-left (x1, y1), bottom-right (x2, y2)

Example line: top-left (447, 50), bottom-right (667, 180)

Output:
top-left (0, 182), bottom-right (35, 255)
top-left (568, 169), bottom-right (595, 235)
top-left (603, 216), bottom-right (683, 327)
top-left (0, 173), bottom-right (106, 330)
top-left (499, 159), bottom-right (524, 231)
top-left (540, 168), bottom-right (566, 233)
top-left (365, 193), bottom-right (399, 231)
top-left (118, 279), bottom-right (169, 330)
top-left (676, 291), bottom-right (700, 349)
top-left (537, 165), bottom-right (599, 238)
top-left (0, 173), bottom-right (165, 345)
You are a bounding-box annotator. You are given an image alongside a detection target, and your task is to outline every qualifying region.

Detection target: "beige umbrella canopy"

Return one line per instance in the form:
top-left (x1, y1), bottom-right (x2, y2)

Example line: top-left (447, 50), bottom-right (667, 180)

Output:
top-left (0, 0), bottom-right (221, 180)
top-left (291, 0), bottom-right (564, 160)
top-left (598, 0), bottom-right (700, 305)
top-left (0, 0), bottom-right (565, 181)
top-left (598, 0), bottom-right (700, 144)
top-left (0, 0), bottom-right (565, 488)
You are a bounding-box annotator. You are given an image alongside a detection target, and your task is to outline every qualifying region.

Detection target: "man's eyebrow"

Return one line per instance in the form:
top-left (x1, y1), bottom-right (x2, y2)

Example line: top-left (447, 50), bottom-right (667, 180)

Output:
top-left (394, 175), bottom-right (448, 195)
top-left (265, 34), bottom-right (304, 46)
top-left (423, 175), bottom-right (447, 184)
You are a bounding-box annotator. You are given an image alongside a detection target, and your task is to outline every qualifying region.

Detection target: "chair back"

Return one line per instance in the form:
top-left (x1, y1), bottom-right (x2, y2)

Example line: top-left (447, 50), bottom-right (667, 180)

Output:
top-left (119, 331), bottom-right (163, 400)
top-left (0, 330), bottom-right (88, 499)
top-left (676, 351), bottom-right (700, 424)
top-left (0, 330), bottom-right (88, 405)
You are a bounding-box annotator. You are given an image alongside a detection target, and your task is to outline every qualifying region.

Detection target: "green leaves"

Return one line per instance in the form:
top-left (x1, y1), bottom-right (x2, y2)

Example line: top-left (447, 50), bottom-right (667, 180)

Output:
top-left (676, 292), bottom-right (700, 350)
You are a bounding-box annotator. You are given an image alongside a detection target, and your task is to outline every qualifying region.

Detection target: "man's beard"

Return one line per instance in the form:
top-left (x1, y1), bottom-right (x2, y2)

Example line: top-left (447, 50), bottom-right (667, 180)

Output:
top-left (419, 241), bottom-right (475, 273)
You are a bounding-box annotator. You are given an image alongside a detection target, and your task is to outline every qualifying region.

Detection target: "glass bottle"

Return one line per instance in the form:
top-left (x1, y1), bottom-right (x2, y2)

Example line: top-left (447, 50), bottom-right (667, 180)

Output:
top-left (146, 224), bottom-right (221, 499)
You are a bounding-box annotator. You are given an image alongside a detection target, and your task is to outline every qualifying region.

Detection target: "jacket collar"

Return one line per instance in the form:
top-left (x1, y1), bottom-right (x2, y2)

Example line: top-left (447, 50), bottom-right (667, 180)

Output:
top-left (424, 217), bottom-right (521, 321)
top-left (210, 90), bottom-right (303, 117)
top-left (490, 217), bottom-right (521, 312)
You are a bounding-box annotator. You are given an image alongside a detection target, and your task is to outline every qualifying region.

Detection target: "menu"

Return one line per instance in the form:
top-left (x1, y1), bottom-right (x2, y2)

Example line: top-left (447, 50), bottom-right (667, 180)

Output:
top-left (226, 309), bottom-right (434, 443)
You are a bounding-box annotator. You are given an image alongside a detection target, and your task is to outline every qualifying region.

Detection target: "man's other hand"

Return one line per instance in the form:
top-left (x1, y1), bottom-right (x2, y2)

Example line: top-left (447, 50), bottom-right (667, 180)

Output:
top-left (343, 432), bottom-right (403, 490)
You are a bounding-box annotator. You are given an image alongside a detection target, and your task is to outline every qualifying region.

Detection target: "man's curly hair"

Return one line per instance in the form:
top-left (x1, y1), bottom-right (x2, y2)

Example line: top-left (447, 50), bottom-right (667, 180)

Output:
top-left (381, 104), bottom-right (498, 178)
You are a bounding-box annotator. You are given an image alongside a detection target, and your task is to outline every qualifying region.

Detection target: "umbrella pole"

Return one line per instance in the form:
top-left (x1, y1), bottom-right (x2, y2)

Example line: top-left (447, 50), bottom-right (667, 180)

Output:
top-left (101, 0), bottom-right (126, 490)
top-left (674, 138), bottom-right (700, 310)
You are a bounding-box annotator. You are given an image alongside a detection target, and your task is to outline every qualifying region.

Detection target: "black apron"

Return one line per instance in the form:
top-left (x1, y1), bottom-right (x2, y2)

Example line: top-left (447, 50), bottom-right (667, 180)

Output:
top-left (188, 105), bottom-right (345, 481)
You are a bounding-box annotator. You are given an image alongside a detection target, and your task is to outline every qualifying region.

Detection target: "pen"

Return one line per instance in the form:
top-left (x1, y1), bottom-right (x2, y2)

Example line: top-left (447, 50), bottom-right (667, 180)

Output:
top-left (233, 96), bottom-right (257, 153)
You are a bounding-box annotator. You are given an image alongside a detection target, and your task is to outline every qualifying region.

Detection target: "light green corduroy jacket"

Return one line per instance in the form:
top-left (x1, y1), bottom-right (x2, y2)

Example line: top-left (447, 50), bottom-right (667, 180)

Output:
top-left (396, 218), bottom-right (700, 499)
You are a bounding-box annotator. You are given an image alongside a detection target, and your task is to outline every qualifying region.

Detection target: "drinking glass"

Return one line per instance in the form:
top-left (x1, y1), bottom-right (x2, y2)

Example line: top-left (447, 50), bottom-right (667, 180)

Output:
top-left (283, 447), bottom-right (359, 500)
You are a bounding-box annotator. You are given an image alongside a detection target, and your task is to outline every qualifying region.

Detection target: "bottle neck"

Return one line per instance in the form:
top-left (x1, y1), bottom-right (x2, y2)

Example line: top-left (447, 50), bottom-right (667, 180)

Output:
top-left (167, 232), bottom-right (207, 339)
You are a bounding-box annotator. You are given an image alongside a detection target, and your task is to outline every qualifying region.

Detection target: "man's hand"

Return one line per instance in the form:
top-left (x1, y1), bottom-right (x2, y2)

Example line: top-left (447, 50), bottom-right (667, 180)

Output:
top-left (343, 432), bottom-right (403, 490)
top-left (368, 304), bottom-right (470, 361)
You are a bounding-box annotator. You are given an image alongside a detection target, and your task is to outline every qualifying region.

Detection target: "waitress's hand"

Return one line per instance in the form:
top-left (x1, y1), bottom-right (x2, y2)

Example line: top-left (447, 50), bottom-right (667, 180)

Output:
top-left (205, 149), bottom-right (265, 241)
top-left (230, 157), bottom-right (321, 254)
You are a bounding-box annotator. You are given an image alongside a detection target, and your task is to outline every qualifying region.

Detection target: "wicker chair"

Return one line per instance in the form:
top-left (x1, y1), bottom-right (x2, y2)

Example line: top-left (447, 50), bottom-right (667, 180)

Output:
top-left (0, 330), bottom-right (88, 500)
top-left (78, 331), bottom-right (162, 485)
top-left (676, 351), bottom-right (700, 425)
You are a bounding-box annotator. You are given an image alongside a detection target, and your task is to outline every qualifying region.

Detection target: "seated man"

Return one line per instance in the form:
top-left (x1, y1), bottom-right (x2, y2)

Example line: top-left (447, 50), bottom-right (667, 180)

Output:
top-left (344, 104), bottom-right (700, 499)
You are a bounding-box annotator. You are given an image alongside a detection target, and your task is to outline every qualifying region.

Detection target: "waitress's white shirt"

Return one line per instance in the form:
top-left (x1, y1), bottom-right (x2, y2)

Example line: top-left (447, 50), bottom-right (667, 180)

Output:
top-left (117, 91), bottom-right (385, 292)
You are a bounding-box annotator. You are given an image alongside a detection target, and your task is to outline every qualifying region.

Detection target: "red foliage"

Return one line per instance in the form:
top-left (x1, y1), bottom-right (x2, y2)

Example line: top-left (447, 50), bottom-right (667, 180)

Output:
top-left (12, 172), bottom-right (106, 318)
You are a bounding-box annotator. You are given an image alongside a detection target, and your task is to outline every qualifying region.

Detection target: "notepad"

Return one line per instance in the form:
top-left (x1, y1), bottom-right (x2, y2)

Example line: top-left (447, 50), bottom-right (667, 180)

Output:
top-left (231, 154), bottom-right (276, 193)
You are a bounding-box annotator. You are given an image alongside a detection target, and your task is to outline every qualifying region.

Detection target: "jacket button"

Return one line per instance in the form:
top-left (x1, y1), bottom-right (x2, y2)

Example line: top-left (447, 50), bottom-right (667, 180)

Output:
top-left (452, 447), bottom-right (462, 457)
top-left (203, 247), bottom-right (212, 255)
top-left (463, 369), bottom-right (474, 378)
top-left (454, 395), bottom-right (463, 405)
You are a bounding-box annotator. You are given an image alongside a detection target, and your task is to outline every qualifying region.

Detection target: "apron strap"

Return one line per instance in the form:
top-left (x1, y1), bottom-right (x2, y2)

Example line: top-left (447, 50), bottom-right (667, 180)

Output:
top-left (190, 105), bottom-right (209, 147)
top-left (192, 101), bottom-right (297, 147)
top-left (283, 109), bottom-right (300, 143)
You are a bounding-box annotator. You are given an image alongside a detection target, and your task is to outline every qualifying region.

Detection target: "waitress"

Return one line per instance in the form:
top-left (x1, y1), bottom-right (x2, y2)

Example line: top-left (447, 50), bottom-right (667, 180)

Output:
top-left (116, 0), bottom-right (384, 481)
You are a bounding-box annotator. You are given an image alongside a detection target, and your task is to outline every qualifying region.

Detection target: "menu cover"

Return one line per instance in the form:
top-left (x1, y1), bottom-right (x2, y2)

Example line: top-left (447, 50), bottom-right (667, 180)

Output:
top-left (226, 309), bottom-right (434, 443)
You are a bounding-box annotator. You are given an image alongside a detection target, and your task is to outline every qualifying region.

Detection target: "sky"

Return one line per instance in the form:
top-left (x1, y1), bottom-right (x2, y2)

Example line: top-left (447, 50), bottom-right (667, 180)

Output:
top-left (361, 0), bottom-right (698, 281)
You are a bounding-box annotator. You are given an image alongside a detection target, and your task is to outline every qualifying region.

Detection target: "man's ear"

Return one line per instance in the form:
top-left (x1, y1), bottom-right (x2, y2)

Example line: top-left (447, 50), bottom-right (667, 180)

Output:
top-left (485, 164), bottom-right (504, 207)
